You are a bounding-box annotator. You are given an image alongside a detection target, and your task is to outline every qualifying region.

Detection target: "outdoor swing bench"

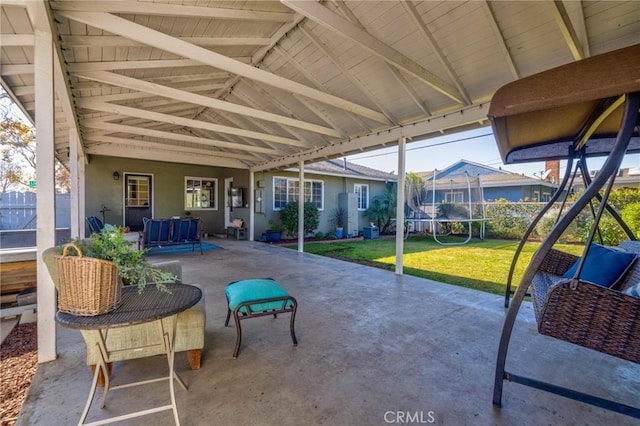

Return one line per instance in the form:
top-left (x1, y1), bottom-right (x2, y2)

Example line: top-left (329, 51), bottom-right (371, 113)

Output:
top-left (490, 43), bottom-right (640, 418)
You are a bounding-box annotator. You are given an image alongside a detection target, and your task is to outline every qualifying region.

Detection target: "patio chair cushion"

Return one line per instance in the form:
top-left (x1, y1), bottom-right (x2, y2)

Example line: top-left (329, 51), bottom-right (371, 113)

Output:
top-left (225, 278), bottom-right (293, 314)
top-left (562, 243), bottom-right (636, 288)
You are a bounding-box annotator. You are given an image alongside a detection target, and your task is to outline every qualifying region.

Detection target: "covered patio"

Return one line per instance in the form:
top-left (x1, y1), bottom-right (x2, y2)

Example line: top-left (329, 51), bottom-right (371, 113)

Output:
top-left (2, 1), bottom-right (640, 423)
top-left (18, 238), bottom-right (640, 424)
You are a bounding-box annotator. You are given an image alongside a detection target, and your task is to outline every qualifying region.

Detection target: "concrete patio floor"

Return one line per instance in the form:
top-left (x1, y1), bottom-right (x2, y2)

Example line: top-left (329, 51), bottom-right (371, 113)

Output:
top-left (18, 238), bottom-right (640, 425)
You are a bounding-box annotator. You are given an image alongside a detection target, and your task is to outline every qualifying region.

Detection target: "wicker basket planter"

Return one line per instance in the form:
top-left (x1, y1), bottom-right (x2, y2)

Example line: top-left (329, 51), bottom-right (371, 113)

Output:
top-left (56, 243), bottom-right (121, 316)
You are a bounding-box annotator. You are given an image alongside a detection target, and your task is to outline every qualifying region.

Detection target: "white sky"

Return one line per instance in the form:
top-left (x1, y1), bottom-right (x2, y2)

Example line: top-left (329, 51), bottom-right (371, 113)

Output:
top-left (346, 126), bottom-right (640, 178)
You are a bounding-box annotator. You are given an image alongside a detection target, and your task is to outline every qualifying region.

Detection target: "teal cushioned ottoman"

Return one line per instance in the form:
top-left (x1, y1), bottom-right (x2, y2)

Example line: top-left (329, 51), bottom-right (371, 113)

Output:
top-left (225, 278), bottom-right (294, 314)
top-left (224, 278), bottom-right (298, 358)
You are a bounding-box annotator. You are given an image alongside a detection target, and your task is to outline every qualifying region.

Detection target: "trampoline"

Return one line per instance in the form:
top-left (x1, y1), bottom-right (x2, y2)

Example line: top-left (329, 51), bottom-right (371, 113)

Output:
top-left (404, 170), bottom-right (488, 245)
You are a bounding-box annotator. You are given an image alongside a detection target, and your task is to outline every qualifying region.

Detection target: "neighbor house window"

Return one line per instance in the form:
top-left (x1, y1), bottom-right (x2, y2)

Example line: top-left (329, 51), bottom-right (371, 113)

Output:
top-left (445, 191), bottom-right (463, 203)
top-left (185, 177), bottom-right (217, 210)
top-left (354, 184), bottom-right (369, 210)
top-left (273, 177), bottom-right (324, 210)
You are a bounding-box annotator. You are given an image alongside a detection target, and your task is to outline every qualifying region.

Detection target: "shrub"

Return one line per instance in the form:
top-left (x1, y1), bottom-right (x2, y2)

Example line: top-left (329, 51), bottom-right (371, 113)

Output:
top-left (621, 202), bottom-right (640, 238)
top-left (485, 199), bottom-right (544, 239)
top-left (535, 208), bottom-right (581, 243)
top-left (315, 231), bottom-right (325, 240)
top-left (365, 183), bottom-right (397, 234)
top-left (279, 201), bottom-right (319, 237)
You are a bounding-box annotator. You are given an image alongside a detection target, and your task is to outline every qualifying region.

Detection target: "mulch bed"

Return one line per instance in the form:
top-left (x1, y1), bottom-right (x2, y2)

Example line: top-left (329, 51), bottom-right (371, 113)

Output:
top-left (1, 323), bottom-right (37, 426)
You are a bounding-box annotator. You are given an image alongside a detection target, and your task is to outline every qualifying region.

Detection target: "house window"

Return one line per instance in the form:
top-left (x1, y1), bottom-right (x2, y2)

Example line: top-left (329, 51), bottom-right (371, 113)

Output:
top-left (533, 191), bottom-right (540, 202)
top-left (445, 191), bottom-right (464, 203)
top-left (273, 177), bottom-right (324, 210)
top-left (185, 177), bottom-right (217, 210)
top-left (354, 184), bottom-right (369, 210)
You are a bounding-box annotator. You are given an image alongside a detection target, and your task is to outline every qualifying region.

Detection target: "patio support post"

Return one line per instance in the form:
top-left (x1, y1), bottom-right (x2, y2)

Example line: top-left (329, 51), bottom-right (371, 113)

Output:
top-left (79, 156), bottom-right (86, 238)
top-left (395, 136), bottom-right (406, 275)
top-left (298, 160), bottom-right (304, 253)
top-left (69, 127), bottom-right (80, 239)
top-left (34, 27), bottom-right (57, 362)
top-left (249, 170), bottom-right (255, 241)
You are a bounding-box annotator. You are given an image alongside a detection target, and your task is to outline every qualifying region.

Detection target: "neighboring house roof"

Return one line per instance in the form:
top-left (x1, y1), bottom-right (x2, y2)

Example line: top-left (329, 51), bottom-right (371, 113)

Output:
top-left (423, 159), bottom-right (512, 179)
top-left (480, 173), bottom-right (557, 189)
top-left (573, 167), bottom-right (640, 188)
top-left (286, 159), bottom-right (397, 182)
top-left (415, 159), bottom-right (558, 189)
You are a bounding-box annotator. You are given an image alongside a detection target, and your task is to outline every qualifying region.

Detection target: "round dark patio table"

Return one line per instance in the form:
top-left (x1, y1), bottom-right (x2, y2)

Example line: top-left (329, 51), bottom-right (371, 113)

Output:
top-left (56, 283), bottom-right (202, 426)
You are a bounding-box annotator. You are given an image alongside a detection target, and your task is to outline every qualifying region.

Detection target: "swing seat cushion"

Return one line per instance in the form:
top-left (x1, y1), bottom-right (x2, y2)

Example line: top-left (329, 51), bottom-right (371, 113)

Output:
top-left (562, 243), bottom-right (636, 288)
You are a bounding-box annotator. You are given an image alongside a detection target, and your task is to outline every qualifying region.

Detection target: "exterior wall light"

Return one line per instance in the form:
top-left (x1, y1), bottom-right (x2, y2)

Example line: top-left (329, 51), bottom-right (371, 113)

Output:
top-left (113, 171), bottom-right (120, 181)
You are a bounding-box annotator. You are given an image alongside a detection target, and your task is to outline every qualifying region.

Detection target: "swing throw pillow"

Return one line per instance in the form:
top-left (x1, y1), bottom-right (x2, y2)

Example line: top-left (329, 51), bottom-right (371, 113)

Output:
top-left (623, 283), bottom-right (640, 298)
top-left (562, 243), bottom-right (636, 288)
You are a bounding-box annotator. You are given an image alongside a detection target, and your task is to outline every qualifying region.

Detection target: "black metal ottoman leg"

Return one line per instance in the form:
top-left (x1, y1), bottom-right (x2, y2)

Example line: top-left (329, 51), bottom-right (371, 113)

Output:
top-left (224, 308), bottom-right (231, 327)
top-left (290, 301), bottom-right (298, 346)
top-left (232, 310), bottom-right (243, 358)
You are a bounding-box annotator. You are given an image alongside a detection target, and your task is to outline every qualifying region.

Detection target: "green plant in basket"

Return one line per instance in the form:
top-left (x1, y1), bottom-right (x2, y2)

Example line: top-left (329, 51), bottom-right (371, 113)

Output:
top-left (66, 224), bottom-right (175, 293)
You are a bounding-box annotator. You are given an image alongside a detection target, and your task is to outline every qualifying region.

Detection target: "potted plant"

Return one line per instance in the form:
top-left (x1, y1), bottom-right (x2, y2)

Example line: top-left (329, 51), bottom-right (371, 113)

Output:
top-left (265, 220), bottom-right (285, 243)
top-left (66, 224), bottom-right (175, 293)
top-left (330, 206), bottom-right (347, 239)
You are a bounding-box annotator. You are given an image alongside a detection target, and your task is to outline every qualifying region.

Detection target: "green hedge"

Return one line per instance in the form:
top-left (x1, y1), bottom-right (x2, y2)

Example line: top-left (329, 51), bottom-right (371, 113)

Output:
top-left (485, 189), bottom-right (640, 245)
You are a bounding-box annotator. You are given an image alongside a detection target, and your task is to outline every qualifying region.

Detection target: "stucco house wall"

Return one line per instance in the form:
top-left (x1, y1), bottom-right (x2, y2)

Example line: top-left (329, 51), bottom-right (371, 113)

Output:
top-left (252, 170), bottom-right (391, 239)
top-left (85, 155), bottom-right (249, 236)
top-left (86, 156), bottom-right (394, 240)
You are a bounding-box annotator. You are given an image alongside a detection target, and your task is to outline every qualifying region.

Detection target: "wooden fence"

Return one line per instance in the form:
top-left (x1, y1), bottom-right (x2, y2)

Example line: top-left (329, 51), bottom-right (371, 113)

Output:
top-left (0, 191), bottom-right (70, 230)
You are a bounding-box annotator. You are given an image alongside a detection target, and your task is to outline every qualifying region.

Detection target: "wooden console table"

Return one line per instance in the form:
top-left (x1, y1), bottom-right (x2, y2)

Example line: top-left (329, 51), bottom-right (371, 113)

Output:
top-left (56, 283), bottom-right (202, 426)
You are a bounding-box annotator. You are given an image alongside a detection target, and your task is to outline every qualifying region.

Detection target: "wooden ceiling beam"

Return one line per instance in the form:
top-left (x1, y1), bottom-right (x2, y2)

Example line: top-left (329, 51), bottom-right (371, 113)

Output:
top-left (78, 100), bottom-right (309, 148)
top-left (73, 70), bottom-right (342, 138)
top-left (81, 120), bottom-right (279, 155)
top-left (481, 1), bottom-right (519, 80)
top-left (60, 35), bottom-right (271, 48)
top-left (67, 59), bottom-right (201, 72)
top-left (83, 140), bottom-right (248, 169)
top-left (59, 11), bottom-right (388, 124)
top-left (549, 0), bottom-right (586, 60)
top-left (51, 2), bottom-right (294, 22)
top-left (400, 0), bottom-right (471, 105)
top-left (282, 0), bottom-right (463, 104)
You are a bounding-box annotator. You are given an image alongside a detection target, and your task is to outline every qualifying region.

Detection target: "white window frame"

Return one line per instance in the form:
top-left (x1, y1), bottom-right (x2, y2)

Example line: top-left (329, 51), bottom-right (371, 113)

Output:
top-left (533, 190), bottom-right (540, 202)
top-left (445, 191), bottom-right (464, 203)
top-left (354, 183), bottom-right (369, 211)
top-left (273, 176), bottom-right (324, 211)
top-left (185, 177), bottom-right (218, 210)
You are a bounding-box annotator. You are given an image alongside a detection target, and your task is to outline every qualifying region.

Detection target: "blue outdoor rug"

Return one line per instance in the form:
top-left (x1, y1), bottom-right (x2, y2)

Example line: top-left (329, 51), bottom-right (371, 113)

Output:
top-left (145, 241), bottom-right (222, 256)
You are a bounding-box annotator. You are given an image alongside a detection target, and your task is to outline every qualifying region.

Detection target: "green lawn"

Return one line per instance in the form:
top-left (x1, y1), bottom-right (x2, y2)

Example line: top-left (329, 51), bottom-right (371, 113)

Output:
top-left (284, 236), bottom-right (584, 295)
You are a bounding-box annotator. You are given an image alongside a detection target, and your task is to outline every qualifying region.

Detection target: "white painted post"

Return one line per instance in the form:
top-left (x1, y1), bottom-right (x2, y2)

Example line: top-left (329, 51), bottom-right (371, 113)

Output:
top-left (69, 128), bottom-right (79, 239)
top-left (249, 170), bottom-right (255, 241)
top-left (35, 28), bottom-right (57, 362)
top-left (298, 160), bottom-right (304, 253)
top-left (79, 157), bottom-right (86, 238)
top-left (395, 137), bottom-right (406, 275)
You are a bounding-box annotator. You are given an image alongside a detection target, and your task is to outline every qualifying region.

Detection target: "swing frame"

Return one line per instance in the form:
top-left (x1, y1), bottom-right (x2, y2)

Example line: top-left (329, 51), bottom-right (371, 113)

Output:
top-left (489, 43), bottom-right (640, 418)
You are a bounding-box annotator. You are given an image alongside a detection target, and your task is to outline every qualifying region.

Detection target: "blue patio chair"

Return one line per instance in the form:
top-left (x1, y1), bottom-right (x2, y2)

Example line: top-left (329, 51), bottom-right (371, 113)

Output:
top-left (86, 216), bottom-right (105, 234)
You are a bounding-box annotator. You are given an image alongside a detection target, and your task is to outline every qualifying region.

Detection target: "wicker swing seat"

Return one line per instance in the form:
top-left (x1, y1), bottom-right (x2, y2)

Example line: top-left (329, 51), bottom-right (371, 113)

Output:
top-left (491, 43), bottom-right (640, 418)
top-left (531, 248), bottom-right (640, 364)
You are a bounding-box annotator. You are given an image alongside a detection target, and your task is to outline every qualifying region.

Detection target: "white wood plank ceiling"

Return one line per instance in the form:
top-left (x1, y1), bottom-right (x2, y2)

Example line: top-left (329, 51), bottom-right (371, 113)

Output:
top-left (2, 1), bottom-right (639, 171)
